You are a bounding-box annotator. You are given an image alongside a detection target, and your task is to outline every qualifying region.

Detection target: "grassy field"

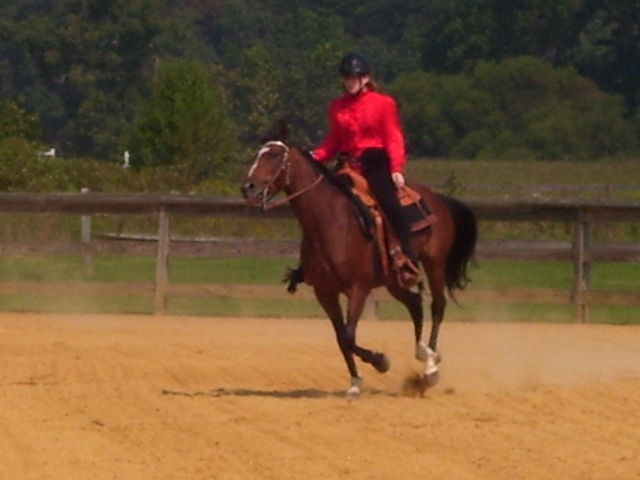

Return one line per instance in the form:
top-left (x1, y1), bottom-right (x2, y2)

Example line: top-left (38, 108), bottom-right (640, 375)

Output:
top-left (0, 159), bottom-right (637, 321)
top-left (407, 158), bottom-right (640, 200)
top-left (0, 255), bottom-right (636, 324)
top-left (1, 255), bottom-right (638, 290)
top-left (0, 159), bottom-right (639, 245)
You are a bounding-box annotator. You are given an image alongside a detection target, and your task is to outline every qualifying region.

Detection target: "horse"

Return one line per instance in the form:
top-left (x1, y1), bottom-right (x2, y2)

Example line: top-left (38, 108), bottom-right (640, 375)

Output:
top-left (241, 125), bottom-right (477, 397)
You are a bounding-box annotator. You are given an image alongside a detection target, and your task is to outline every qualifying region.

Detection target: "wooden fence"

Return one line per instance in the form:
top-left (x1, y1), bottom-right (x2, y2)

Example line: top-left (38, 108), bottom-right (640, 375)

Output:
top-left (0, 192), bottom-right (638, 321)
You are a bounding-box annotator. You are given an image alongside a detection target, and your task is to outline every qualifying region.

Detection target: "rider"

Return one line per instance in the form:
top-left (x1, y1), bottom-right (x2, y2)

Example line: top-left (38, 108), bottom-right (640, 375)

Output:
top-left (310, 52), bottom-right (420, 276)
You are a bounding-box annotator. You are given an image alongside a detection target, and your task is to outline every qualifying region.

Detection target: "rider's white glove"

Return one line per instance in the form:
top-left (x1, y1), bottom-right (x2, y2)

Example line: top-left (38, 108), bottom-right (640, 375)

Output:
top-left (391, 172), bottom-right (405, 189)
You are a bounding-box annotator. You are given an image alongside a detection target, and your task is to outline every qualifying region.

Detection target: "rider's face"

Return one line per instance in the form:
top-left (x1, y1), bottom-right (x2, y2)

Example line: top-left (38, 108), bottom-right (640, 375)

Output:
top-left (342, 75), bottom-right (370, 95)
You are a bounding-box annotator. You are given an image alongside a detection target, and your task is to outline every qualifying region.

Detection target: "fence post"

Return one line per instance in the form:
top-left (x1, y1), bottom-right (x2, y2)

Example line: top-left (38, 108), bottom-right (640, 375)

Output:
top-left (80, 188), bottom-right (93, 276)
top-left (154, 207), bottom-right (170, 314)
top-left (572, 211), bottom-right (591, 323)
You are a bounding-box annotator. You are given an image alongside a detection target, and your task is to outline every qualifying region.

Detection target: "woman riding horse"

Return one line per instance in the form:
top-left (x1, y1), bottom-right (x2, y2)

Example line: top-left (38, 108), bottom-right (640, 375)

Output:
top-left (241, 53), bottom-right (477, 397)
top-left (310, 52), bottom-right (420, 283)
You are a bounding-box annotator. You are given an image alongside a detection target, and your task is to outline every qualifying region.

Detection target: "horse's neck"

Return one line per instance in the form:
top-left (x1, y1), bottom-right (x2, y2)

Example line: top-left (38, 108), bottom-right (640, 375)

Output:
top-left (285, 156), bottom-right (347, 237)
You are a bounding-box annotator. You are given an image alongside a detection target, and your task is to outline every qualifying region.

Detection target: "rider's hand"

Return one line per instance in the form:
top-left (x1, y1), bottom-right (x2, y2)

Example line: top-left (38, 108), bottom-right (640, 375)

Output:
top-left (391, 172), bottom-right (405, 189)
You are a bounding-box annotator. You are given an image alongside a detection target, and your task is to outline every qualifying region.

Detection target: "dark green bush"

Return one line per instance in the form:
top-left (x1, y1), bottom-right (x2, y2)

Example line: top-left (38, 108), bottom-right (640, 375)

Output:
top-left (129, 59), bottom-right (238, 183)
top-left (391, 56), bottom-right (638, 160)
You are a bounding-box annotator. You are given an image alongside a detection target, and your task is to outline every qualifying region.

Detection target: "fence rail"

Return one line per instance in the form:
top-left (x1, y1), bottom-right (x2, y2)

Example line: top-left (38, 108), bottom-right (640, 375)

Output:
top-left (0, 192), bottom-right (639, 321)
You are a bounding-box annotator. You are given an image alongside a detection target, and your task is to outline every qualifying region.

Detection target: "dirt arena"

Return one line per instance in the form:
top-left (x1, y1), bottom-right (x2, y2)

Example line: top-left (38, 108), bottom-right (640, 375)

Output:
top-left (0, 312), bottom-right (638, 480)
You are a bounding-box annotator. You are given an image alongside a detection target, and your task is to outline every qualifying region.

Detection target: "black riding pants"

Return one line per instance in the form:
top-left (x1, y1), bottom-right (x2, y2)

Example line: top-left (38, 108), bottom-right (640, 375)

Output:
top-left (360, 148), bottom-right (415, 260)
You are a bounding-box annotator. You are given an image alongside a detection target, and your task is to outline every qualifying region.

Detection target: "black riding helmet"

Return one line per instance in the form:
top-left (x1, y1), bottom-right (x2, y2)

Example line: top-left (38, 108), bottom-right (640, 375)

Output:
top-left (338, 52), bottom-right (371, 77)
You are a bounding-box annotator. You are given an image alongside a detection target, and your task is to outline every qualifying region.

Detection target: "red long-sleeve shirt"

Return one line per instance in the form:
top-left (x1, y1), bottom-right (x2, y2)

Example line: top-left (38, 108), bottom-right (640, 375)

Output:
top-left (312, 89), bottom-right (407, 174)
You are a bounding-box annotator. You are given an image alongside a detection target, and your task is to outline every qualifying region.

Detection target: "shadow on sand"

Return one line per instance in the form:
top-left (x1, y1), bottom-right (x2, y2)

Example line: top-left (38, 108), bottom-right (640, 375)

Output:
top-left (161, 387), bottom-right (399, 399)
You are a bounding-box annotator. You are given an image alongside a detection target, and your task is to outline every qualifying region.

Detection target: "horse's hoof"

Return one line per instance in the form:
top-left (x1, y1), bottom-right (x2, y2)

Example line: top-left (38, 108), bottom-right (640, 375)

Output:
top-left (346, 385), bottom-right (361, 398)
top-left (423, 370), bottom-right (440, 388)
top-left (402, 371), bottom-right (438, 397)
top-left (372, 352), bottom-right (391, 373)
top-left (346, 376), bottom-right (363, 398)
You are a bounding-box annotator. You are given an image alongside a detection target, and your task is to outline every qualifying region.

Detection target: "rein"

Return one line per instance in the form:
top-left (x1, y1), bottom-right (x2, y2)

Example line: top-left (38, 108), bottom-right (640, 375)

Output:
top-left (252, 141), bottom-right (324, 211)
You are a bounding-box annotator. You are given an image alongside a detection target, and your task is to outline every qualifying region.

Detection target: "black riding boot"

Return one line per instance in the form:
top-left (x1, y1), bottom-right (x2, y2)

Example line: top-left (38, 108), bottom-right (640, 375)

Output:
top-left (360, 149), bottom-right (420, 268)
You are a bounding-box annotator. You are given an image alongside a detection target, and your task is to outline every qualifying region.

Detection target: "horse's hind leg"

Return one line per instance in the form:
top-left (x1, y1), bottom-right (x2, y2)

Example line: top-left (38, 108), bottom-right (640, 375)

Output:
top-left (388, 260), bottom-right (443, 387)
top-left (385, 284), bottom-right (429, 363)
top-left (419, 262), bottom-right (447, 382)
top-left (424, 263), bottom-right (447, 352)
top-left (314, 288), bottom-right (362, 396)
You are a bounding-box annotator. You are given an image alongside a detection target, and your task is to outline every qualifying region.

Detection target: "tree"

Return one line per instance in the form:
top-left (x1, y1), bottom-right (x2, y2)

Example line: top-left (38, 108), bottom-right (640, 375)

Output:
top-left (130, 59), bottom-right (237, 182)
top-left (390, 56), bottom-right (637, 160)
top-left (569, 0), bottom-right (640, 115)
top-left (221, 7), bottom-right (348, 145)
top-left (0, 100), bottom-right (40, 141)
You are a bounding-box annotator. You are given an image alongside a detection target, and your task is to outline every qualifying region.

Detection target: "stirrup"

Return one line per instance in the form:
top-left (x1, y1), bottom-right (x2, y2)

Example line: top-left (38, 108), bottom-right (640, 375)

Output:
top-left (390, 247), bottom-right (421, 288)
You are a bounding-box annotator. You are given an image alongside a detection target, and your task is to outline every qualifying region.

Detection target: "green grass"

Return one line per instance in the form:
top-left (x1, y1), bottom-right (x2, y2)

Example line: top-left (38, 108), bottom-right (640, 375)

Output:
top-left (469, 260), bottom-right (640, 291)
top-left (407, 159), bottom-right (640, 200)
top-left (0, 254), bottom-right (637, 323)
top-left (169, 257), bottom-right (296, 284)
top-left (0, 159), bottom-right (636, 321)
top-left (0, 255), bottom-right (296, 284)
top-left (1, 255), bottom-right (638, 291)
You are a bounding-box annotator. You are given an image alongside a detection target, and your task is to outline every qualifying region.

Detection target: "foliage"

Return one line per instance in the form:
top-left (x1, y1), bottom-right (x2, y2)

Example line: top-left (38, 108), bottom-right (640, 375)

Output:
top-left (391, 56), bottom-right (638, 160)
top-left (130, 59), bottom-right (237, 184)
top-left (0, 0), bottom-right (639, 175)
top-left (415, 0), bottom-right (640, 116)
top-left (0, 0), bottom-right (179, 159)
top-left (220, 7), bottom-right (349, 145)
top-left (0, 100), bottom-right (40, 141)
top-left (0, 143), bottom-right (236, 194)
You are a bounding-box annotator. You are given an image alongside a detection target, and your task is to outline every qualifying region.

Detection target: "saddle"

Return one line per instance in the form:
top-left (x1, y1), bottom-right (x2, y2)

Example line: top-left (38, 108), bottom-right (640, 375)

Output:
top-left (334, 163), bottom-right (437, 288)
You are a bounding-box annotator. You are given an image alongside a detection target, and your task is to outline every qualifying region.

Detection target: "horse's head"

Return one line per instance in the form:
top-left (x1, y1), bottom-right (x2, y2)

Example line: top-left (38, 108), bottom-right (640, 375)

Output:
top-left (241, 121), bottom-right (293, 209)
top-left (241, 139), bottom-right (291, 208)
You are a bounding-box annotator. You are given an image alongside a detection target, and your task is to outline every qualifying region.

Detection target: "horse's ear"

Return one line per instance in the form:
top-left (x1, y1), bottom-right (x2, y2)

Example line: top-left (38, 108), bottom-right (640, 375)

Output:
top-left (276, 120), bottom-right (288, 142)
top-left (258, 120), bottom-right (289, 144)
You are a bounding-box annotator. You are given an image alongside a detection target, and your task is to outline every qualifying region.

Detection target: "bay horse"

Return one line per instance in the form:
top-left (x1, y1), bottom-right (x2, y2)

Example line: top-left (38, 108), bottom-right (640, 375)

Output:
top-left (241, 126), bottom-right (477, 397)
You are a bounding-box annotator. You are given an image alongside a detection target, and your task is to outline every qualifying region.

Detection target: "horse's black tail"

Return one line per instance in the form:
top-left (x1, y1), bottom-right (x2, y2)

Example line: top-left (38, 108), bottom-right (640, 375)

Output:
top-left (439, 194), bottom-right (477, 297)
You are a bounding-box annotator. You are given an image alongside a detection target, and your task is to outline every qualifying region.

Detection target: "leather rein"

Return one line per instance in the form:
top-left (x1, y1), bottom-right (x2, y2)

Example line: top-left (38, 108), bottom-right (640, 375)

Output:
top-left (250, 141), bottom-right (323, 211)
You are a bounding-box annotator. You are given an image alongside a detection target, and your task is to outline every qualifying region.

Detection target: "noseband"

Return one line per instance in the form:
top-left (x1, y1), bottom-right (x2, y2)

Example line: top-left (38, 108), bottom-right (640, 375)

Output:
top-left (250, 141), bottom-right (323, 211)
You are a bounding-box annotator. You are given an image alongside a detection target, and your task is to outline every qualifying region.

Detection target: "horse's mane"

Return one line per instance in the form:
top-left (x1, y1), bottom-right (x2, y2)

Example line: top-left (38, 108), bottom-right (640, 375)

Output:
top-left (291, 143), bottom-right (335, 178)
top-left (281, 141), bottom-right (374, 239)
top-left (261, 134), bottom-right (335, 179)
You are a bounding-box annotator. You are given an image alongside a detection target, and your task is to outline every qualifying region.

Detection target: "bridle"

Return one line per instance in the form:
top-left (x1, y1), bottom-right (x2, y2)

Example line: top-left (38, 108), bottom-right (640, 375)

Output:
top-left (249, 140), bottom-right (323, 211)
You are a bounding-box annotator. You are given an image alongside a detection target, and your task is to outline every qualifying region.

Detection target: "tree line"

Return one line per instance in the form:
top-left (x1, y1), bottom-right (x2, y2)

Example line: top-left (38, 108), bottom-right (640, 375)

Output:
top-left (1, 0), bottom-right (638, 190)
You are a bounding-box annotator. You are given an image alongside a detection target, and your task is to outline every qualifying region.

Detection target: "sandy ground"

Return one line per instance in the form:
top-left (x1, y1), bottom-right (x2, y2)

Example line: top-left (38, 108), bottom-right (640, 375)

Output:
top-left (0, 313), bottom-right (639, 480)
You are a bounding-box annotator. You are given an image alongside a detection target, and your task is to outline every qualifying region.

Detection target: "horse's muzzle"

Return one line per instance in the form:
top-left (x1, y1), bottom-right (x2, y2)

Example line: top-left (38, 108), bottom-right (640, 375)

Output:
top-left (240, 181), bottom-right (254, 200)
top-left (241, 180), bottom-right (265, 207)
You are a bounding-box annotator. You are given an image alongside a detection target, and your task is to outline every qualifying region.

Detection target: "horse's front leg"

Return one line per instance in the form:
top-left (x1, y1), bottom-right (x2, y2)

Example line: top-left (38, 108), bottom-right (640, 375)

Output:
top-left (314, 288), bottom-right (362, 396)
top-left (345, 288), bottom-right (391, 379)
